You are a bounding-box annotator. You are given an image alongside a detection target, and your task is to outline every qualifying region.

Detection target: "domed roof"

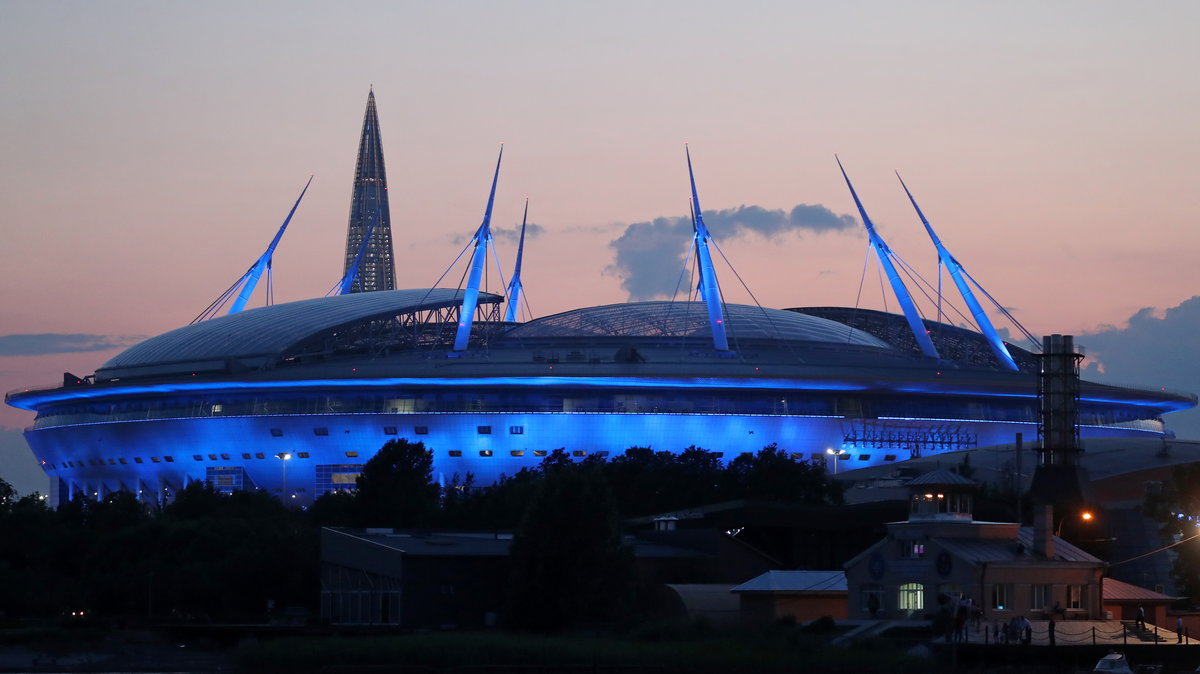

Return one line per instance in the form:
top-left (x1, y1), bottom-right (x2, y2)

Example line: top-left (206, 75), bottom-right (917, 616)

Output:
top-left (505, 301), bottom-right (891, 348)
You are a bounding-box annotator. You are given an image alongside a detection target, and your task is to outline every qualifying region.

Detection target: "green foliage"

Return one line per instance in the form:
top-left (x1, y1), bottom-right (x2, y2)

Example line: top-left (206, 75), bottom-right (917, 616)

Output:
top-left (353, 438), bottom-right (440, 528)
top-left (1146, 463), bottom-right (1200, 603)
top-left (506, 463), bottom-right (635, 631)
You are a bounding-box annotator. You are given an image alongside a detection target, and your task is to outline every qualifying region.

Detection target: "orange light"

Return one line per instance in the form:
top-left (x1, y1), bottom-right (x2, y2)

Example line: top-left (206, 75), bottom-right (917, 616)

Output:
top-left (1081, 511), bottom-right (1094, 522)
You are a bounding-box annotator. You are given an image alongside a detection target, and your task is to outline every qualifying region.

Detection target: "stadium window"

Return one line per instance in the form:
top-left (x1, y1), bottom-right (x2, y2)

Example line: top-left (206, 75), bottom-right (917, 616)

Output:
top-left (414, 426), bottom-right (429, 435)
top-left (220, 453), bottom-right (230, 460)
top-left (479, 450), bottom-right (493, 457)
top-left (193, 455), bottom-right (203, 461)
top-left (163, 456), bottom-right (174, 462)
top-left (150, 457), bottom-right (160, 464)
top-left (857, 454), bottom-right (871, 461)
top-left (345, 451), bottom-right (359, 458)
top-left (510, 450), bottom-right (525, 457)
top-left (839, 453), bottom-right (851, 461)
top-left (448, 451), bottom-right (462, 457)
top-left (134, 457), bottom-right (143, 464)
top-left (270, 428), bottom-right (283, 437)
top-left (241, 453), bottom-right (251, 460)
top-left (477, 426), bottom-right (492, 435)
top-left (208, 454), bottom-right (217, 461)
top-left (884, 454), bottom-right (897, 462)
top-left (509, 425), bottom-right (524, 435)
top-left (572, 450), bottom-right (586, 457)
top-left (533, 450), bottom-right (547, 457)
top-left (384, 426), bottom-right (398, 435)
top-left (313, 427), bottom-right (329, 436)
top-left (118, 458), bottom-right (127, 465)
top-left (297, 452), bottom-right (310, 459)
top-left (107, 458), bottom-right (116, 465)
top-left (255, 452), bottom-right (265, 459)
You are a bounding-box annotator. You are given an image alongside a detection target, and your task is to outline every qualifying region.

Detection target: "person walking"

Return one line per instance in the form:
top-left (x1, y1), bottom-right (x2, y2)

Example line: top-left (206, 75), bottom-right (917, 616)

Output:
top-left (1137, 605), bottom-right (1147, 631)
top-left (1048, 617), bottom-right (1056, 647)
top-left (1177, 616), bottom-right (1184, 644)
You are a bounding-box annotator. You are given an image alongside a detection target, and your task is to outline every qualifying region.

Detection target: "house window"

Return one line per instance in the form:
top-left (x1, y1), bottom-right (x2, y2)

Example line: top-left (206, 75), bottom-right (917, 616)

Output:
top-left (992, 583), bottom-right (1013, 611)
top-left (862, 583), bottom-right (885, 615)
top-left (509, 426), bottom-right (524, 435)
top-left (1068, 584), bottom-right (1086, 610)
top-left (1031, 584), bottom-right (1050, 611)
top-left (898, 583), bottom-right (924, 612)
top-left (899, 541), bottom-right (925, 559)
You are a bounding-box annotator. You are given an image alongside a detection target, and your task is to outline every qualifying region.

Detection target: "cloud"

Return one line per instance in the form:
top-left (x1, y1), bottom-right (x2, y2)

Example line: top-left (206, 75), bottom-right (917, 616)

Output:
top-left (450, 222), bottom-right (545, 247)
top-left (1081, 296), bottom-right (1200, 439)
top-left (0, 333), bottom-right (143, 357)
top-left (607, 204), bottom-right (859, 300)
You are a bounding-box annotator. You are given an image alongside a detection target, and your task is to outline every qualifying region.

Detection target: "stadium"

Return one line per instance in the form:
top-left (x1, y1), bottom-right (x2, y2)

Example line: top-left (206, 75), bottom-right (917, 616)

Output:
top-left (6, 290), bottom-right (1195, 506)
top-left (6, 92), bottom-right (1196, 506)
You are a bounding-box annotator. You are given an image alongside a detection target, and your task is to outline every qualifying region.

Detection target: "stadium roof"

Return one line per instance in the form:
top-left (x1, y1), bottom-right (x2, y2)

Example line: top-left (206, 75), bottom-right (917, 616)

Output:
top-left (507, 301), bottom-right (891, 348)
top-left (98, 289), bottom-right (499, 379)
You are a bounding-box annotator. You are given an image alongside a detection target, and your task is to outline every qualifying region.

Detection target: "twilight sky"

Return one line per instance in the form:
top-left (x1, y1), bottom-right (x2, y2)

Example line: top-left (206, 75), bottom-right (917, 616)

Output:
top-left (1, 1), bottom-right (1198, 493)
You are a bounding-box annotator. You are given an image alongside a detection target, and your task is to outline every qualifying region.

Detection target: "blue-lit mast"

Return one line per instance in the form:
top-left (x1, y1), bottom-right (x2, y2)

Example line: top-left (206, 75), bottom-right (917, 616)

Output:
top-left (228, 176), bottom-right (313, 315)
top-left (503, 197), bottom-right (529, 323)
top-left (453, 145), bottom-right (503, 352)
top-left (686, 145), bottom-right (730, 353)
top-left (897, 172), bottom-right (1018, 371)
top-left (835, 157), bottom-right (940, 360)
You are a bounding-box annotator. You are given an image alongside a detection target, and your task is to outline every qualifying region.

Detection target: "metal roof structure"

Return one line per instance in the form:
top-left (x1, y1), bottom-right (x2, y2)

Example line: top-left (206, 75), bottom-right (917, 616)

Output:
top-left (97, 289), bottom-right (498, 380)
top-left (731, 570), bottom-right (848, 593)
top-left (507, 301), bottom-right (891, 348)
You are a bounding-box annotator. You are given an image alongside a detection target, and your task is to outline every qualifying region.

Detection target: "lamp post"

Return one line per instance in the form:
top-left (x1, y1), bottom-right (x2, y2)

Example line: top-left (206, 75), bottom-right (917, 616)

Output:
top-left (1056, 509), bottom-right (1094, 537)
top-left (277, 452), bottom-right (292, 501)
top-left (826, 448), bottom-right (845, 475)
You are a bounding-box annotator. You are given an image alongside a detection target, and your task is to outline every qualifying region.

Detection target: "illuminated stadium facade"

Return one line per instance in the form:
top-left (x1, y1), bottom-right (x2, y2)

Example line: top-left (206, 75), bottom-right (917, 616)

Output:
top-left (6, 105), bottom-right (1197, 507)
top-left (8, 289), bottom-right (1195, 506)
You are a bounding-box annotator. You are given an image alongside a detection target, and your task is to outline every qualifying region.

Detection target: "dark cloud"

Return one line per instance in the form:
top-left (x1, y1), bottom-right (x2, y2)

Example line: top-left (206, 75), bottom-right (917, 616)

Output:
top-left (491, 222), bottom-right (545, 245)
top-left (0, 333), bottom-right (143, 357)
top-left (608, 204), bottom-right (859, 300)
top-left (1081, 296), bottom-right (1200, 439)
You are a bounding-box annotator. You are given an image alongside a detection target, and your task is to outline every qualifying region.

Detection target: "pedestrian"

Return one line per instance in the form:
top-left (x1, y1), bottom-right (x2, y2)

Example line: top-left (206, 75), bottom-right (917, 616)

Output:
top-left (1048, 617), bottom-right (1056, 647)
top-left (1137, 604), bottom-right (1146, 630)
top-left (1021, 615), bottom-right (1033, 645)
top-left (1177, 616), bottom-right (1184, 644)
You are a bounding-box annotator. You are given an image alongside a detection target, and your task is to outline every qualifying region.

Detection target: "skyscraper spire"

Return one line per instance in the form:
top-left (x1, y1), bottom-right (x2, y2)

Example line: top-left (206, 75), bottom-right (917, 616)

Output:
top-left (342, 88), bottom-right (396, 293)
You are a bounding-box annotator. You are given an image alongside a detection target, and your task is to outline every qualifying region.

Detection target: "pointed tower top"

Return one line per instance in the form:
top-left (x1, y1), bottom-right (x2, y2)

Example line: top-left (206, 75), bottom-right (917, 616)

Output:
top-left (341, 89), bottom-right (396, 293)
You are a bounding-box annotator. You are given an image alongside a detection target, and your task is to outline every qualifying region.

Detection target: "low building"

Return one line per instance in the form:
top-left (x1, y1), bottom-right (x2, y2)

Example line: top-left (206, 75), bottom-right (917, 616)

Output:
top-left (731, 570), bottom-right (847, 625)
top-left (844, 469), bottom-right (1106, 621)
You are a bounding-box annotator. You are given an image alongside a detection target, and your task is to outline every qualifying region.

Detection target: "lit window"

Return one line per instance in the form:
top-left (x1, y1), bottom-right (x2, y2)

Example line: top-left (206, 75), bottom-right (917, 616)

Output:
top-left (345, 451), bottom-right (359, 458)
top-left (509, 426), bottom-right (524, 435)
top-left (510, 450), bottom-right (525, 457)
top-left (900, 541), bottom-right (925, 558)
top-left (992, 583), bottom-right (1013, 610)
top-left (297, 452), bottom-right (310, 459)
top-left (572, 450), bottom-right (586, 457)
top-left (480, 450), bottom-right (493, 457)
top-left (899, 583), bottom-right (924, 612)
top-left (533, 450), bottom-right (547, 457)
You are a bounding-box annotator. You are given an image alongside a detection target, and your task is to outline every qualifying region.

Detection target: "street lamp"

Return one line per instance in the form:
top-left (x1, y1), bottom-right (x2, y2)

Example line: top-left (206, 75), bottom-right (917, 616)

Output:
top-left (277, 452), bottom-right (292, 500)
top-left (826, 448), bottom-right (845, 475)
top-left (1056, 509), bottom-right (1094, 537)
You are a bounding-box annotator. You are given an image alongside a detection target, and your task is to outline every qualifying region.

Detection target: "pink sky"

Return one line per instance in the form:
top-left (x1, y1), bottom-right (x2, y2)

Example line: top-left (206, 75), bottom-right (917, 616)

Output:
top-left (1, 1), bottom-right (1198, 448)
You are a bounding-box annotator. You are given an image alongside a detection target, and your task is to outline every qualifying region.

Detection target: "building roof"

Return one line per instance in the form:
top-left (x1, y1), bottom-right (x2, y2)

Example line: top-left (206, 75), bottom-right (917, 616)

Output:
top-left (935, 527), bottom-right (1103, 565)
top-left (1102, 577), bottom-right (1181, 602)
top-left (97, 289), bottom-right (498, 379)
top-left (506, 301), bottom-right (891, 349)
top-left (908, 468), bottom-right (976, 487)
top-left (731, 570), bottom-right (848, 593)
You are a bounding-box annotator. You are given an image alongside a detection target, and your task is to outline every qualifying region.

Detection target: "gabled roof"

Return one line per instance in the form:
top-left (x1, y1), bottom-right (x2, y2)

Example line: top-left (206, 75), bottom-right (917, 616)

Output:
top-left (732, 570), bottom-right (847, 593)
top-left (935, 527), bottom-right (1103, 565)
top-left (909, 469), bottom-right (975, 487)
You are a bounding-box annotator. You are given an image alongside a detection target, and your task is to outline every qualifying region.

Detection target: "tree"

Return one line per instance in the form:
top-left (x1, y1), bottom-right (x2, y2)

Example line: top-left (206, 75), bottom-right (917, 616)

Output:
top-left (354, 438), bottom-right (440, 528)
top-left (506, 464), bottom-right (634, 631)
